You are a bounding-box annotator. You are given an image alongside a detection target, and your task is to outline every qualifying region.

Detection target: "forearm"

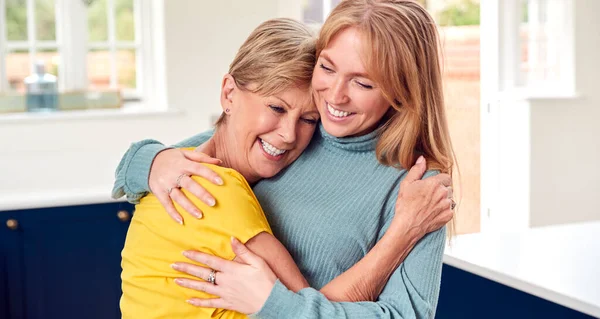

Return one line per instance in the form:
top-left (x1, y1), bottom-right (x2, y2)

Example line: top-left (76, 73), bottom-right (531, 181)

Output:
top-left (247, 220), bottom-right (423, 303)
top-left (243, 232), bottom-right (309, 293)
top-left (112, 131), bottom-right (214, 202)
top-left (250, 228), bottom-right (446, 319)
top-left (319, 219), bottom-right (421, 302)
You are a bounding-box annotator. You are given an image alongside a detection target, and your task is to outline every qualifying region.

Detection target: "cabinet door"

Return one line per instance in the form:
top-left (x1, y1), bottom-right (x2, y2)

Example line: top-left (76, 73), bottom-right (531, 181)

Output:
top-left (1, 211), bottom-right (26, 319)
top-left (17, 202), bottom-right (133, 319)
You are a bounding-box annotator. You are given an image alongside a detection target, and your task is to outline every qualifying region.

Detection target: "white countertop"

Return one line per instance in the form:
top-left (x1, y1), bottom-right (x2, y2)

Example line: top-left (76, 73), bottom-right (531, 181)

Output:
top-left (0, 187), bottom-right (126, 211)
top-left (444, 222), bottom-right (600, 318)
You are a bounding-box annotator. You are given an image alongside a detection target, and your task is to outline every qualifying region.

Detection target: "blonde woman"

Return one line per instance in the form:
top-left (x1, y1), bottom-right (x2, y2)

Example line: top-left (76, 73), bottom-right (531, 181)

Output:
top-left (119, 16), bottom-right (452, 319)
top-left (114, 1), bottom-right (456, 318)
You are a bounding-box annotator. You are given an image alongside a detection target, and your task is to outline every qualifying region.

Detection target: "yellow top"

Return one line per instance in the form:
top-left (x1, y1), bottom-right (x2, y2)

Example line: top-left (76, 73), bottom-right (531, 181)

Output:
top-left (120, 158), bottom-right (272, 319)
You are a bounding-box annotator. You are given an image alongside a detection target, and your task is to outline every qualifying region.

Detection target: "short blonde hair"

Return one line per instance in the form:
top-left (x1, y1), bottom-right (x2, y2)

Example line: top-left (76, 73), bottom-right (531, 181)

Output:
top-left (216, 18), bottom-right (316, 126)
top-left (319, 0), bottom-right (457, 234)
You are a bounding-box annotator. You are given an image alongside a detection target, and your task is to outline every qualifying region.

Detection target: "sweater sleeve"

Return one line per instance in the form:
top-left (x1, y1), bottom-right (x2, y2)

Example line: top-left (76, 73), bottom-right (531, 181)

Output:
top-left (111, 130), bottom-right (214, 203)
top-left (250, 227), bottom-right (446, 319)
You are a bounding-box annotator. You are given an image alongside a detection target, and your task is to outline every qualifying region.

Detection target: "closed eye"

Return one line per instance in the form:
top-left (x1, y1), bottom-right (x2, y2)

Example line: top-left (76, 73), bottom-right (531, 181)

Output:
top-left (301, 118), bottom-right (319, 125)
top-left (319, 63), bottom-right (334, 73)
top-left (356, 81), bottom-right (373, 89)
top-left (269, 105), bottom-right (285, 113)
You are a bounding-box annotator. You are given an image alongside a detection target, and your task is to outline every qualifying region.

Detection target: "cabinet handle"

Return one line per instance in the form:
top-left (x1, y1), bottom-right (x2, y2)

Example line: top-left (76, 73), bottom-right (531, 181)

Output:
top-left (117, 210), bottom-right (131, 222)
top-left (6, 219), bottom-right (18, 230)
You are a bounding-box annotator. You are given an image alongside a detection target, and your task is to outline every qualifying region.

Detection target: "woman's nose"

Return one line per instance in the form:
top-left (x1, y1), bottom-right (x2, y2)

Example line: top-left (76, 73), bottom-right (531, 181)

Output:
top-left (328, 77), bottom-right (349, 105)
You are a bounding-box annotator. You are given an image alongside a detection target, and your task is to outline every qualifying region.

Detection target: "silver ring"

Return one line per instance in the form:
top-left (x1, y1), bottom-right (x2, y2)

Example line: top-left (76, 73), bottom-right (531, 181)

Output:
top-left (207, 269), bottom-right (217, 285)
top-left (166, 187), bottom-right (175, 195)
top-left (176, 174), bottom-right (188, 188)
top-left (451, 200), bottom-right (456, 210)
top-left (447, 186), bottom-right (453, 199)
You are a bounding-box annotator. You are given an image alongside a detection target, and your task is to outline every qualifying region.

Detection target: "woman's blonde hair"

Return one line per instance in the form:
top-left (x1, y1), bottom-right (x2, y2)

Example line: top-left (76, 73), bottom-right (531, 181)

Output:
top-left (319, 0), bottom-right (457, 233)
top-left (216, 18), bottom-right (316, 126)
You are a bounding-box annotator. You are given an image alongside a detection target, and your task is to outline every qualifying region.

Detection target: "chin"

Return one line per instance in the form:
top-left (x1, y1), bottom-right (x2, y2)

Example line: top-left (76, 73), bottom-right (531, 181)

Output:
top-left (321, 120), bottom-right (352, 138)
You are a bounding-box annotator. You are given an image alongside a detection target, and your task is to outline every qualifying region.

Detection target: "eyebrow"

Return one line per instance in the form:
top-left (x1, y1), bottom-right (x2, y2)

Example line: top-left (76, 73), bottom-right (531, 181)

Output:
top-left (273, 96), bottom-right (291, 108)
top-left (320, 52), bottom-right (371, 79)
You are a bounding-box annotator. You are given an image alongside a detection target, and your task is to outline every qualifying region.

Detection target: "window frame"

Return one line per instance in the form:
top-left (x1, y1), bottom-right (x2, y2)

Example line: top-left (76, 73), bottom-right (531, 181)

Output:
top-left (0, 0), bottom-right (161, 103)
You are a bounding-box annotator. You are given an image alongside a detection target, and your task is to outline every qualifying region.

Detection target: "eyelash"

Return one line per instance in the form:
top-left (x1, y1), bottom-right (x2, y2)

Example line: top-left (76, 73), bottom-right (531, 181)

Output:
top-left (356, 81), bottom-right (373, 90)
top-left (270, 105), bottom-right (317, 125)
top-left (319, 63), bottom-right (334, 73)
top-left (269, 105), bottom-right (285, 113)
top-left (320, 63), bottom-right (373, 90)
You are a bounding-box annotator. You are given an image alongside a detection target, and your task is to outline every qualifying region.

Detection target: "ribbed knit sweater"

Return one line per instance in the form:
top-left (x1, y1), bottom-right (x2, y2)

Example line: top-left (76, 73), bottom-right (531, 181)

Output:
top-left (112, 124), bottom-right (446, 319)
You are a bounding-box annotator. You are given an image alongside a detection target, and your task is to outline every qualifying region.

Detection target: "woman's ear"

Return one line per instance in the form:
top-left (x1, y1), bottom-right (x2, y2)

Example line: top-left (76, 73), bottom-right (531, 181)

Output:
top-left (220, 74), bottom-right (236, 114)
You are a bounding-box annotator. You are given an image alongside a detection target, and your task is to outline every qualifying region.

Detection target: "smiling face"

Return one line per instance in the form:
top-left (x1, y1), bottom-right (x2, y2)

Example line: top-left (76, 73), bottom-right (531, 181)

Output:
top-left (311, 27), bottom-right (390, 138)
top-left (218, 75), bottom-right (319, 183)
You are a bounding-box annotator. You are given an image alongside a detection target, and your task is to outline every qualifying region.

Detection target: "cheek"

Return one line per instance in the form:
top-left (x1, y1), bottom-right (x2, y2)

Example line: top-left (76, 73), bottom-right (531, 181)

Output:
top-left (252, 112), bottom-right (280, 135)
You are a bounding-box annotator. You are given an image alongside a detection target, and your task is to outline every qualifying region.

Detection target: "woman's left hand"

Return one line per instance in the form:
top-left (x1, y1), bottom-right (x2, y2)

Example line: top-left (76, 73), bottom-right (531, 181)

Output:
top-left (172, 237), bottom-right (277, 315)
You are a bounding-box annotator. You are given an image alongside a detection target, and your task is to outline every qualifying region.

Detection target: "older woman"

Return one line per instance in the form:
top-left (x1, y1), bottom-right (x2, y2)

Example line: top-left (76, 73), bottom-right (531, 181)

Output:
top-left (119, 16), bottom-right (452, 319)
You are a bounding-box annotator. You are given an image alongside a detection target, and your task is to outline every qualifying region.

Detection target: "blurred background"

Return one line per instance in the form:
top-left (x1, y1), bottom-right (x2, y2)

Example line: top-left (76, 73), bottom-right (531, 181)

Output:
top-left (0, 1), bottom-right (598, 318)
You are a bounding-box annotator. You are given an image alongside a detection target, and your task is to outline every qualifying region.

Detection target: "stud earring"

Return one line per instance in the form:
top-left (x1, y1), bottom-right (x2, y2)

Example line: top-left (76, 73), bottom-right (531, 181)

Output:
top-left (225, 108), bottom-right (230, 113)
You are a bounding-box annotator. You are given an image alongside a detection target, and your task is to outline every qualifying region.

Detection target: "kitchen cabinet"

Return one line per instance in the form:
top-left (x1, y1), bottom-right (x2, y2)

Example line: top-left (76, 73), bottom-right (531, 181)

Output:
top-left (0, 202), bottom-right (134, 319)
top-left (436, 264), bottom-right (596, 319)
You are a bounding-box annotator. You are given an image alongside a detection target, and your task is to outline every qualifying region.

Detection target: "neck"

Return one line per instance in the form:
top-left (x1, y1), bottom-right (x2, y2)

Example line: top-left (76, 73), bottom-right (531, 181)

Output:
top-left (200, 126), bottom-right (260, 184)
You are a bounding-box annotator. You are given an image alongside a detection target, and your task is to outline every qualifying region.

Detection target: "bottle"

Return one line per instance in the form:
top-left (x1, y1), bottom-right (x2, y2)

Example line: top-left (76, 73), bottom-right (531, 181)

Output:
top-left (24, 61), bottom-right (58, 112)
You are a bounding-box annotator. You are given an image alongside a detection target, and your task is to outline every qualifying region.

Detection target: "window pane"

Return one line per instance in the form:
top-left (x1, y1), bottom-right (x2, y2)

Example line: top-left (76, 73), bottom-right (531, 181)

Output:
top-left (520, 0), bottom-right (562, 87)
top-left (6, 0), bottom-right (28, 41)
top-left (6, 50), bottom-right (30, 93)
top-left (36, 0), bottom-right (56, 41)
top-left (87, 49), bottom-right (111, 90)
top-left (117, 49), bottom-right (136, 89)
top-left (88, 0), bottom-right (108, 42)
top-left (116, 0), bottom-right (135, 41)
top-left (428, 0), bottom-right (481, 235)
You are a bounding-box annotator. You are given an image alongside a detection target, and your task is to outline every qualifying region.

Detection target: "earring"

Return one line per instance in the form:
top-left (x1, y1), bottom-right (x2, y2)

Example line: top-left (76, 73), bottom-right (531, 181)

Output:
top-left (225, 108), bottom-right (230, 113)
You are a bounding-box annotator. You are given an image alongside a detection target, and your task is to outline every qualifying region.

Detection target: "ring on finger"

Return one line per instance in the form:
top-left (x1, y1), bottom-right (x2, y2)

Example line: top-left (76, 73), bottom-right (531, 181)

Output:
top-left (451, 199), bottom-right (457, 210)
top-left (166, 186), bottom-right (175, 195)
top-left (176, 173), bottom-right (189, 188)
top-left (207, 269), bottom-right (217, 285)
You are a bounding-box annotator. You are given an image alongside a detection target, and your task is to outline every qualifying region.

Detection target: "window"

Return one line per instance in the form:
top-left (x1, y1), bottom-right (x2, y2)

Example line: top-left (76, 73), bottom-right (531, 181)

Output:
top-left (519, 0), bottom-right (574, 92)
top-left (302, 0), bottom-right (341, 24)
top-left (0, 0), bottom-right (159, 113)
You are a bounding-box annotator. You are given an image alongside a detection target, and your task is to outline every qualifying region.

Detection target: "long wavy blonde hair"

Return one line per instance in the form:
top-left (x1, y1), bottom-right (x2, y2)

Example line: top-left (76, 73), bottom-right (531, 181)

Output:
top-left (319, 0), bottom-right (457, 233)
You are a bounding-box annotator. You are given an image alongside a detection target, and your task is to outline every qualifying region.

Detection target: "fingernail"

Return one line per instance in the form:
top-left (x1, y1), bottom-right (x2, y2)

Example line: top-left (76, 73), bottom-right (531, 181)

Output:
top-left (182, 251), bottom-right (190, 257)
top-left (214, 177), bottom-right (224, 185)
top-left (416, 156), bottom-right (425, 164)
top-left (186, 299), bottom-right (196, 305)
top-left (207, 198), bottom-right (216, 207)
top-left (195, 211), bottom-right (203, 219)
top-left (174, 278), bottom-right (183, 285)
top-left (171, 263), bottom-right (180, 270)
top-left (176, 218), bottom-right (184, 225)
top-left (231, 236), bottom-right (239, 244)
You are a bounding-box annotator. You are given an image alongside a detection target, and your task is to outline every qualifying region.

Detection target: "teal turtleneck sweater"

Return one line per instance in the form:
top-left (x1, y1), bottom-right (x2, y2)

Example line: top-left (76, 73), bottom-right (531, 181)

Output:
top-left (112, 124), bottom-right (445, 319)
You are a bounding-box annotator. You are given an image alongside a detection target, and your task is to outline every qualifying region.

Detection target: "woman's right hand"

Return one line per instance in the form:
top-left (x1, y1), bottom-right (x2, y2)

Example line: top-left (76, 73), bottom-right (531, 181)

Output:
top-left (148, 148), bottom-right (223, 224)
top-left (392, 156), bottom-right (454, 240)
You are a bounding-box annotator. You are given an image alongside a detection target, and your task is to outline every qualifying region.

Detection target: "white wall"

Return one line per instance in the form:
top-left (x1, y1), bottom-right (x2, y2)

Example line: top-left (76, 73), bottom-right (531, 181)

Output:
top-left (0, 0), bottom-right (298, 209)
top-left (528, 0), bottom-right (600, 226)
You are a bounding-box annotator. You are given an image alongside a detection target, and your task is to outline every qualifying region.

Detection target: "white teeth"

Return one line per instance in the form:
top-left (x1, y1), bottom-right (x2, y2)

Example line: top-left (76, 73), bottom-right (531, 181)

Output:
top-left (327, 103), bottom-right (351, 118)
top-left (260, 139), bottom-right (286, 157)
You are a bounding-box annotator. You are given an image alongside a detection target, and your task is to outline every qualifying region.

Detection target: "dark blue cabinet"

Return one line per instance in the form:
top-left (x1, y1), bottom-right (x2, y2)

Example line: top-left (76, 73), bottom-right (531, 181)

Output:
top-left (436, 264), bottom-right (596, 319)
top-left (0, 202), bottom-right (134, 319)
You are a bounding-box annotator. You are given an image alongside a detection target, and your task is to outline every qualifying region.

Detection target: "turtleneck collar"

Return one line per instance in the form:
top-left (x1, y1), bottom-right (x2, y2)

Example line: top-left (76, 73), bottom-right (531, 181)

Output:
top-left (316, 122), bottom-right (379, 153)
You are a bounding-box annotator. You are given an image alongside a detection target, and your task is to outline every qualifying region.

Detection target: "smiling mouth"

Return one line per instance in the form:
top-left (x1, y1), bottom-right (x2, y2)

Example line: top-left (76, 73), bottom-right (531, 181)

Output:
top-left (326, 102), bottom-right (355, 118)
top-left (258, 138), bottom-right (287, 158)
